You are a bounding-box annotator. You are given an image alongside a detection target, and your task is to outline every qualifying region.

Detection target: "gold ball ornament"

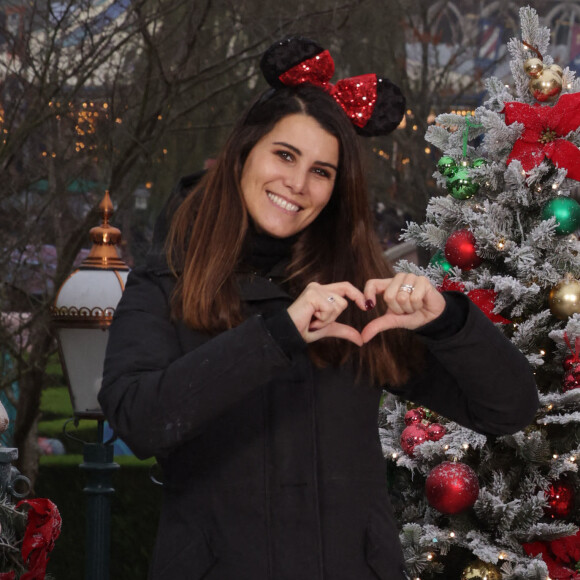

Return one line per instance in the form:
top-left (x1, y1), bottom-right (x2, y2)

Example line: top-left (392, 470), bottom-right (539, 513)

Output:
top-left (461, 560), bottom-right (502, 580)
top-left (524, 57), bottom-right (544, 78)
top-left (529, 68), bottom-right (563, 102)
top-left (549, 276), bottom-right (580, 320)
top-left (549, 64), bottom-right (564, 78)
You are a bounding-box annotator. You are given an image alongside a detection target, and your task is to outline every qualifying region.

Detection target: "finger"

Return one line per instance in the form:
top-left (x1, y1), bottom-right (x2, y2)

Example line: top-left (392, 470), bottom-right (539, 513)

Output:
top-left (309, 322), bottom-right (364, 347)
top-left (325, 281), bottom-right (367, 312)
top-left (361, 315), bottom-right (401, 343)
top-left (382, 273), bottom-right (410, 310)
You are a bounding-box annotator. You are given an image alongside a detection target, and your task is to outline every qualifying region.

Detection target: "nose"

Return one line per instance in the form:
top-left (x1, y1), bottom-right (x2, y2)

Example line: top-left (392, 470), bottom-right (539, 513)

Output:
top-left (284, 166), bottom-right (307, 194)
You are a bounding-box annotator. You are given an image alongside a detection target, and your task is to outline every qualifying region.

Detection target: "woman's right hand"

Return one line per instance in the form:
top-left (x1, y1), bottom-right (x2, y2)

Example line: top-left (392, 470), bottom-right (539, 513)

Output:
top-left (287, 282), bottom-right (367, 346)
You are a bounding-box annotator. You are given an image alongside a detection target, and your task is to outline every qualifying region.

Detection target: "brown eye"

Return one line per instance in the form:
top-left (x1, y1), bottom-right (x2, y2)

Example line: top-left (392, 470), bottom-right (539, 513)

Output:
top-left (313, 167), bottom-right (331, 178)
top-left (276, 150), bottom-right (294, 162)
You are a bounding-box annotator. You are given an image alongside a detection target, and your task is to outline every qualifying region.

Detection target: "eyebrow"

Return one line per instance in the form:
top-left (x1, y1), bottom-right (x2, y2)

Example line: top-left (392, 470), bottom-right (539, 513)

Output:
top-left (273, 141), bottom-right (338, 172)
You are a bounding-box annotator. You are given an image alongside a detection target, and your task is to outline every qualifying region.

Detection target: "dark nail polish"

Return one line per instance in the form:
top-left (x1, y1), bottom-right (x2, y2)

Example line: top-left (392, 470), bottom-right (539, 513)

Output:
top-left (365, 300), bottom-right (375, 311)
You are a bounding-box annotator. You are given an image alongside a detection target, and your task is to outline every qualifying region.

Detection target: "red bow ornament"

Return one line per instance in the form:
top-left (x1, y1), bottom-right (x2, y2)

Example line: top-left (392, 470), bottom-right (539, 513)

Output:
top-left (503, 93), bottom-right (580, 181)
top-left (279, 50), bottom-right (378, 128)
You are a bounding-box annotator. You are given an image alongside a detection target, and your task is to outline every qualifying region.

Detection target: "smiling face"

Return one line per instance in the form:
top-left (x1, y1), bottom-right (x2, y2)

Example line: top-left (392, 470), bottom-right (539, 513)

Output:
top-left (240, 113), bottom-right (340, 239)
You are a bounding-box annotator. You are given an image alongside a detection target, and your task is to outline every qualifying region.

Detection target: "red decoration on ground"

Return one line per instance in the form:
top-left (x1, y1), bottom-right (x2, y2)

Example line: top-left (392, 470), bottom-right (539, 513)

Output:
top-left (503, 93), bottom-right (580, 181)
top-left (16, 498), bottom-right (62, 580)
top-left (400, 423), bottom-right (428, 456)
top-left (444, 229), bottom-right (482, 270)
top-left (425, 461), bottom-right (479, 514)
top-left (544, 479), bottom-right (575, 518)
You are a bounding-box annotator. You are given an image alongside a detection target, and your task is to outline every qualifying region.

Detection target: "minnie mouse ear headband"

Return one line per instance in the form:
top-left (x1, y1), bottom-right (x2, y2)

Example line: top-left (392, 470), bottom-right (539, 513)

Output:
top-left (260, 36), bottom-right (406, 137)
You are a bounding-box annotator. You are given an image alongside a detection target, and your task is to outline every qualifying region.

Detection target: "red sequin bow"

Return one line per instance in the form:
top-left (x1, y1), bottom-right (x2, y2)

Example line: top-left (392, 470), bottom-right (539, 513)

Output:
top-left (438, 277), bottom-right (511, 324)
top-left (503, 93), bottom-right (580, 181)
top-left (278, 49), bottom-right (378, 128)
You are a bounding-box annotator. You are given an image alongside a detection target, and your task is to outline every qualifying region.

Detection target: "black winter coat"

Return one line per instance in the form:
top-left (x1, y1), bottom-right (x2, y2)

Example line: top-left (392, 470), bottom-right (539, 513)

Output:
top-left (99, 253), bottom-right (538, 580)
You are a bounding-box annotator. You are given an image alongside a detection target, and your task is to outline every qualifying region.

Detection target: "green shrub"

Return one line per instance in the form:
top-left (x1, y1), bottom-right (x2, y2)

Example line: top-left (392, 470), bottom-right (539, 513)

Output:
top-left (36, 460), bottom-right (161, 579)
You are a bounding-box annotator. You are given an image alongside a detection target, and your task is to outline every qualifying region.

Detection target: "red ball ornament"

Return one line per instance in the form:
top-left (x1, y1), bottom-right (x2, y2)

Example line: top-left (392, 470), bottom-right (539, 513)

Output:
top-left (444, 229), bottom-right (482, 270)
top-left (400, 423), bottom-right (428, 456)
top-left (544, 479), bottom-right (575, 518)
top-left (425, 461), bottom-right (479, 514)
top-left (563, 369), bottom-right (580, 392)
top-left (404, 409), bottom-right (425, 426)
top-left (427, 423), bottom-right (447, 441)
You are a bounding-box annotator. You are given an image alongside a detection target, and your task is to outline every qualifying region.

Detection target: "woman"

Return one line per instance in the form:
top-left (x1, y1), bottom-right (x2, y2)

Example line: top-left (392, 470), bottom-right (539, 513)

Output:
top-left (99, 37), bottom-right (538, 580)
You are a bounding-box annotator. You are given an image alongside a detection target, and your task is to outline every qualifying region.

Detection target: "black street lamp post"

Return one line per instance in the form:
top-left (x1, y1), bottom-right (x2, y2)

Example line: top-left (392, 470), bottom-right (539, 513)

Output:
top-left (52, 193), bottom-right (128, 580)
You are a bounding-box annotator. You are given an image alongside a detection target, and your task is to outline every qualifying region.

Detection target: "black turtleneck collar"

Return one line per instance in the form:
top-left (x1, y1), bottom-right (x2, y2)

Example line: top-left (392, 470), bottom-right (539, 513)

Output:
top-left (241, 225), bottom-right (298, 277)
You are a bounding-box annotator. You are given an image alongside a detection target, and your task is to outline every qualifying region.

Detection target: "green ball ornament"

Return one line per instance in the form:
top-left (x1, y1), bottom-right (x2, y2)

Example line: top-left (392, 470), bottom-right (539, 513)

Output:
top-left (446, 167), bottom-right (479, 200)
top-left (471, 158), bottom-right (486, 168)
top-left (437, 156), bottom-right (457, 177)
top-left (542, 197), bottom-right (580, 235)
top-left (429, 250), bottom-right (452, 272)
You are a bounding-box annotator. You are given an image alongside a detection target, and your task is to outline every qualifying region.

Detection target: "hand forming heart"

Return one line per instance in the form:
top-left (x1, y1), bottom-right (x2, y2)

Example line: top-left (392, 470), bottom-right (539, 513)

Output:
top-left (286, 273), bottom-right (446, 346)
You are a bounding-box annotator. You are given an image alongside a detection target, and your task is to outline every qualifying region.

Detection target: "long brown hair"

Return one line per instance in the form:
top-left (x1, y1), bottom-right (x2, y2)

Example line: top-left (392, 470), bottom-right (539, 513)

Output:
top-left (167, 85), bottom-right (423, 386)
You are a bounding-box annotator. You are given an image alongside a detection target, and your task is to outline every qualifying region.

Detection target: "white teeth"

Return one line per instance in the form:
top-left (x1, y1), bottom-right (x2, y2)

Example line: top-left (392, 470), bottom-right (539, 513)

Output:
top-left (267, 192), bottom-right (300, 212)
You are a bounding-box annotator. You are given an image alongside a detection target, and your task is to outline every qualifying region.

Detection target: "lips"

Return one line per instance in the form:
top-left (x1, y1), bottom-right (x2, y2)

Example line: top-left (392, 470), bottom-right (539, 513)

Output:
top-left (267, 192), bottom-right (301, 212)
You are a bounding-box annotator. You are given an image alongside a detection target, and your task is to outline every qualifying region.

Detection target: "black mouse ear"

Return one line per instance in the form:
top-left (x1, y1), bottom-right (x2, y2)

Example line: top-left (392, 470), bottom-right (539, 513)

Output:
top-left (356, 77), bottom-right (406, 137)
top-left (260, 36), bottom-right (332, 89)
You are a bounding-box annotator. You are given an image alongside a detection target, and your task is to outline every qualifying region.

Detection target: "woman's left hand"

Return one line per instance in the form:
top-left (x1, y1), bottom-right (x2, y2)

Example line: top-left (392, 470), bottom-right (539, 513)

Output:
top-left (361, 273), bottom-right (446, 343)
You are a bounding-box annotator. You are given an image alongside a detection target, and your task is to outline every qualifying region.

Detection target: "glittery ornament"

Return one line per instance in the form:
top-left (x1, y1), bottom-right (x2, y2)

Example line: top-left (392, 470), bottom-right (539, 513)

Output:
top-left (460, 559), bottom-right (502, 580)
top-left (542, 197), bottom-right (580, 235)
top-left (404, 409), bottom-right (425, 426)
top-left (544, 478), bottom-right (575, 518)
top-left (400, 423), bottom-right (428, 456)
top-left (529, 68), bottom-right (563, 102)
top-left (503, 93), bottom-right (580, 181)
top-left (471, 158), bottom-right (487, 168)
top-left (425, 461), bottom-right (479, 514)
top-left (444, 230), bottom-right (482, 270)
top-left (427, 423), bottom-right (447, 441)
top-left (437, 155), bottom-right (457, 177)
top-left (549, 275), bottom-right (580, 320)
top-left (524, 57), bottom-right (544, 78)
top-left (429, 250), bottom-right (452, 273)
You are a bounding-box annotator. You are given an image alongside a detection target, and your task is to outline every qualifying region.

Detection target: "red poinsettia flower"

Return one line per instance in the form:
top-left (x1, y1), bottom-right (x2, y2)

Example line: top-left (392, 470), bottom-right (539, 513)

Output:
top-left (523, 530), bottom-right (580, 580)
top-left (503, 92), bottom-right (580, 181)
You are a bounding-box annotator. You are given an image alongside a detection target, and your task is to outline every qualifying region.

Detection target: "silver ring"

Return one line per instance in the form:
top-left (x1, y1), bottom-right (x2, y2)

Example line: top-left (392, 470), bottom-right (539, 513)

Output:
top-left (399, 284), bottom-right (414, 294)
top-left (327, 296), bottom-right (335, 303)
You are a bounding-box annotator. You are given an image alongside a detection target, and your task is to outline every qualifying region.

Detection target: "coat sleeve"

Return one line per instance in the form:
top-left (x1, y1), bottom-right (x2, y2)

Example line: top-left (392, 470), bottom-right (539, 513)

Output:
top-left (389, 293), bottom-right (539, 436)
top-left (98, 267), bottom-right (301, 459)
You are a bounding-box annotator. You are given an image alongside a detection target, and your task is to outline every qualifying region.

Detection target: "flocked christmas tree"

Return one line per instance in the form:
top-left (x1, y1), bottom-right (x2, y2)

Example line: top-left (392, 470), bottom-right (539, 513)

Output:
top-left (380, 6), bottom-right (580, 580)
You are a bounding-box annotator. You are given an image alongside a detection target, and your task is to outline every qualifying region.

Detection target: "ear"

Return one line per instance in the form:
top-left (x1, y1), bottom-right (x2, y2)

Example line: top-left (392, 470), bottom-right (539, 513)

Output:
top-left (260, 36), bottom-right (331, 89)
top-left (355, 77), bottom-right (406, 137)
